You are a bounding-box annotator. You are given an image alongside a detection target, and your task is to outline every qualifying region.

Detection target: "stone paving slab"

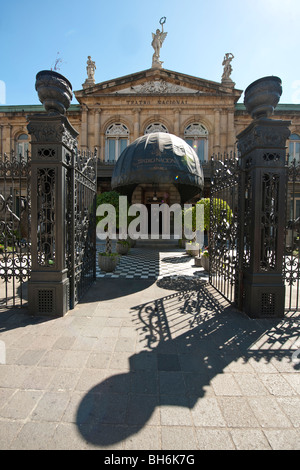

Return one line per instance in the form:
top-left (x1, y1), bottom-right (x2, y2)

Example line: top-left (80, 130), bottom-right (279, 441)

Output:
top-left (0, 269), bottom-right (299, 450)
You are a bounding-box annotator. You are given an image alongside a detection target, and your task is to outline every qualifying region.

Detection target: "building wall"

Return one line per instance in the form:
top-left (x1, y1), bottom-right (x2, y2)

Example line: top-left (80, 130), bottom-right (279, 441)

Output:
top-left (73, 93), bottom-right (238, 159)
top-left (0, 72), bottom-right (300, 201)
top-left (1, 105), bottom-right (299, 160)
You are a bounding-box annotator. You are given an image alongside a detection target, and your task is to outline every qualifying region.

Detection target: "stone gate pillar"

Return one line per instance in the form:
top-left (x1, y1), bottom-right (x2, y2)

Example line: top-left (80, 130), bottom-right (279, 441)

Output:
top-left (237, 77), bottom-right (290, 318)
top-left (27, 113), bottom-right (78, 316)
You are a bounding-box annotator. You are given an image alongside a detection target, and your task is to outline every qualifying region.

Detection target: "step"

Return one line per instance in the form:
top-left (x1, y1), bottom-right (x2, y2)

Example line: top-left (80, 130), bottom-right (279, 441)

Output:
top-left (136, 237), bottom-right (180, 249)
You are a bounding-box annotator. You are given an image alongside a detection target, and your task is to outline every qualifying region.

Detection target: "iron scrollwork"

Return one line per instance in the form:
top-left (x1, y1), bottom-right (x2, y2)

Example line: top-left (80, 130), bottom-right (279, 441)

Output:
top-left (36, 168), bottom-right (56, 267)
top-left (260, 172), bottom-right (280, 271)
top-left (209, 153), bottom-right (240, 305)
top-left (67, 148), bottom-right (97, 308)
top-left (284, 158), bottom-right (300, 311)
top-left (0, 152), bottom-right (31, 307)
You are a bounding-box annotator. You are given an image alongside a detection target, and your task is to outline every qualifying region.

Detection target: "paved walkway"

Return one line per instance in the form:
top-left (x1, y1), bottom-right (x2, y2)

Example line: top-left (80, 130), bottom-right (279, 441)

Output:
top-left (0, 248), bottom-right (299, 450)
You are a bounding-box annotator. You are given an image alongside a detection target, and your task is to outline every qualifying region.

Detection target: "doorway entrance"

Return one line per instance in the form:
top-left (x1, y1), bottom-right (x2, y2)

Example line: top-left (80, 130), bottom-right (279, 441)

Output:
top-left (143, 186), bottom-right (171, 236)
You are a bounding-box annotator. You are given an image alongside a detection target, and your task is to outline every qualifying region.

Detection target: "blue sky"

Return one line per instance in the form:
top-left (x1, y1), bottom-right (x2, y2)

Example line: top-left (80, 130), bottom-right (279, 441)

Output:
top-left (1, 0), bottom-right (300, 105)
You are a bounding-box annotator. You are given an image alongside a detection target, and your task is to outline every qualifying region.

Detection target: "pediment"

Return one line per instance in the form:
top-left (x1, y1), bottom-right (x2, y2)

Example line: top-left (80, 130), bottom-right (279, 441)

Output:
top-left (75, 68), bottom-right (242, 101)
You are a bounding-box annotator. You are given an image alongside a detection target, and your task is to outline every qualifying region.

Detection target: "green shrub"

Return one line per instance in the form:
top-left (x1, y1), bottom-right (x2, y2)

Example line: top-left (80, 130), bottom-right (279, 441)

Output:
top-left (117, 240), bottom-right (130, 246)
top-left (99, 252), bottom-right (120, 257)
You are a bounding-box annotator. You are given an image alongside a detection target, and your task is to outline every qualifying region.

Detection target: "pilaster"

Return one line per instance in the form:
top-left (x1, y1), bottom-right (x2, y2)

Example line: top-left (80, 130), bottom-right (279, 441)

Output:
top-left (133, 108), bottom-right (141, 140)
top-left (81, 106), bottom-right (88, 148)
top-left (213, 109), bottom-right (220, 153)
top-left (174, 108), bottom-right (181, 136)
top-left (94, 109), bottom-right (101, 154)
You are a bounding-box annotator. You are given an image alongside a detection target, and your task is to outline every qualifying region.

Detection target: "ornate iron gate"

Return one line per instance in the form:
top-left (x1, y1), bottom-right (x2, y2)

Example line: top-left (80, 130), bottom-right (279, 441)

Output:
top-left (284, 156), bottom-right (300, 312)
top-left (0, 152), bottom-right (31, 308)
top-left (209, 153), bottom-right (240, 306)
top-left (67, 149), bottom-right (97, 309)
top-left (210, 152), bottom-right (300, 315)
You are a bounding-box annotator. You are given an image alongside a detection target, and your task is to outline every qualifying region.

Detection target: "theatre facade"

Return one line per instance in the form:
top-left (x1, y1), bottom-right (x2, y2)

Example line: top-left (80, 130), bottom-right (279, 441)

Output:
top-left (1, 57), bottom-right (300, 209)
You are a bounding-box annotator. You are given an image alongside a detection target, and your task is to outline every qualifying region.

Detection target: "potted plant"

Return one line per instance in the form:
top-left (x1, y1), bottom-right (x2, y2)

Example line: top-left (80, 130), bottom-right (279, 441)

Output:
top-left (127, 236), bottom-right (136, 248)
top-left (201, 250), bottom-right (209, 271)
top-left (192, 197), bottom-right (233, 246)
top-left (96, 191), bottom-right (131, 271)
top-left (182, 205), bottom-right (202, 256)
top-left (185, 241), bottom-right (201, 257)
top-left (98, 252), bottom-right (120, 272)
top-left (116, 239), bottom-right (130, 255)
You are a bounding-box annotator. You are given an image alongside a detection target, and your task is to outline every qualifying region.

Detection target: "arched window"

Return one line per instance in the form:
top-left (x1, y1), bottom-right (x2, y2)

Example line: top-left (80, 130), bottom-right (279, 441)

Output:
top-left (289, 134), bottom-right (300, 162)
top-left (105, 123), bottom-right (129, 162)
top-left (16, 133), bottom-right (29, 160)
top-left (144, 123), bottom-right (168, 134)
top-left (184, 123), bottom-right (208, 163)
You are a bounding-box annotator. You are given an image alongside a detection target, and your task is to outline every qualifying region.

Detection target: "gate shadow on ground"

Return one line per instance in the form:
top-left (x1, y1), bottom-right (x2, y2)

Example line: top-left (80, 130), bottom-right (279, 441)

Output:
top-left (76, 276), bottom-right (299, 447)
top-left (79, 278), bottom-right (156, 303)
top-left (161, 255), bottom-right (192, 264)
top-left (0, 279), bottom-right (28, 308)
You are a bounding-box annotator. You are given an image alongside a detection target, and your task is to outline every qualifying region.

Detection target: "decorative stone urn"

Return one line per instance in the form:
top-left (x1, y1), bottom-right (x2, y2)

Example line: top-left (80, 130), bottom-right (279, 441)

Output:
top-left (127, 237), bottom-right (136, 248)
top-left (35, 70), bottom-right (73, 115)
top-left (185, 243), bottom-right (200, 257)
top-left (116, 240), bottom-right (130, 255)
top-left (98, 253), bottom-right (120, 272)
top-left (244, 76), bottom-right (282, 119)
top-left (201, 253), bottom-right (209, 272)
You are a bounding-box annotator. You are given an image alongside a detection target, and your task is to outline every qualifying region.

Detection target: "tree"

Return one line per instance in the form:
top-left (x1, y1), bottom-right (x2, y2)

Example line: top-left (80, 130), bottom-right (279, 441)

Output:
top-left (96, 191), bottom-right (121, 254)
top-left (196, 197), bottom-right (232, 230)
top-left (96, 191), bottom-right (133, 254)
top-left (182, 197), bottom-right (233, 245)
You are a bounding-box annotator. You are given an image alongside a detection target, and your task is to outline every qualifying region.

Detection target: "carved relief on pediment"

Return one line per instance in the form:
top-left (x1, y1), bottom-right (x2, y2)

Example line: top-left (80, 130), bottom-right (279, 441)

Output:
top-left (118, 79), bottom-right (200, 95)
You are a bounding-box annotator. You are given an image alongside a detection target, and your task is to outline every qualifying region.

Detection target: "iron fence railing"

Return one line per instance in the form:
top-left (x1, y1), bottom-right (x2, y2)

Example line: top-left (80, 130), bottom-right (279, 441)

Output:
top-left (209, 153), bottom-right (240, 306)
top-left (67, 148), bottom-right (97, 309)
top-left (284, 156), bottom-right (300, 312)
top-left (0, 151), bottom-right (31, 308)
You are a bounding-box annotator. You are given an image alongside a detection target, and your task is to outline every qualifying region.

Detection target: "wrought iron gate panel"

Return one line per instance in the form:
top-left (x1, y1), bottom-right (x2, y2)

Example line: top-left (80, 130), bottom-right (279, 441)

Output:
top-left (284, 157), bottom-right (300, 312)
top-left (209, 153), bottom-right (240, 305)
top-left (67, 149), bottom-right (97, 309)
top-left (0, 152), bottom-right (31, 308)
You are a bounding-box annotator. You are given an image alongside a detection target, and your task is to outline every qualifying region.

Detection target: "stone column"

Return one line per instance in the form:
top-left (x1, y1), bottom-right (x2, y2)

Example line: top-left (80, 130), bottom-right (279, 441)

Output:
top-left (27, 113), bottom-right (78, 316)
top-left (100, 132), bottom-right (105, 162)
top-left (174, 108), bottom-right (181, 136)
top-left (5, 124), bottom-right (12, 154)
top-left (227, 108), bottom-right (235, 154)
top-left (94, 109), bottom-right (101, 155)
top-left (81, 105), bottom-right (88, 148)
top-left (237, 118), bottom-right (290, 318)
top-left (0, 125), bottom-right (3, 154)
top-left (9, 124), bottom-right (12, 152)
top-left (133, 108), bottom-right (141, 140)
top-left (220, 111), bottom-right (227, 151)
top-left (213, 109), bottom-right (220, 153)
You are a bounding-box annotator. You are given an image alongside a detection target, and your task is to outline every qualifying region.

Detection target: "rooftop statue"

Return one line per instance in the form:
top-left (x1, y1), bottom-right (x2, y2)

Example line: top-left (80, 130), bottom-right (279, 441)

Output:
top-left (152, 17), bottom-right (167, 68)
top-left (83, 56), bottom-right (96, 89)
top-left (221, 53), bottom-right (234, 85)
top-left (86, 56), bottom-right (96, 81)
